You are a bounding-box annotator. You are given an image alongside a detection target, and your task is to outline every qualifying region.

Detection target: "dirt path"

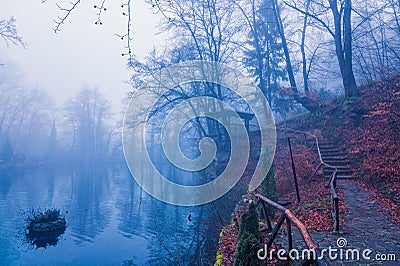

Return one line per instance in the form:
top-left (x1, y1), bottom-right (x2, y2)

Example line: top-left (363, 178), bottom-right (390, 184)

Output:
top-left (312, 142), bottom-right (400, 264)
top-left (264, 141), bottom-right (399, 265)
top-left (303, 180), bottom-right (400, 265)
top-left (276, 179), bottom-right (400, 265)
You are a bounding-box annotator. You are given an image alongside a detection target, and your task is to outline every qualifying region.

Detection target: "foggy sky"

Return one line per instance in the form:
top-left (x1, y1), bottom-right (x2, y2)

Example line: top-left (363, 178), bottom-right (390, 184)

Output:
top-left (0, 0), bottom-right (165, 112)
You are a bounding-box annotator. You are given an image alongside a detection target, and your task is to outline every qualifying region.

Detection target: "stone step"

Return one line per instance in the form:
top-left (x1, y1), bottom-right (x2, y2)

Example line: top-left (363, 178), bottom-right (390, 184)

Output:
top-left (323, 165), bottom-right (350, 169)
top-left (319, 149), bottom-right (338, 153)
top-left (322, 155), bottom-right (345, 160)
top-left (321, 156), bottom-right (347, 161)
top-left (323, 160), bottom-right (350, 166)
top-left (321, 151), bottom-right (344, 156)
top-left (325, 175), bottom-right (355, 180)
top-left (318, 144), bottom-right (336, 148)
top-left (323, 166), bottom-right (352, 171)
top-left (319, 148), bottom-right (342, 153)
top-left (336, 175), bottom-right (355, 179)
top-left (316, 143), bottom-right (356, 180)
top-left (323, 157), bottom-right (349, 162)
top-left (324, 166), bottom-right (352, 171)
top-left (324, 170), bottom-right (353, 176)
top-left (320, 148), bottom-right (343, 152)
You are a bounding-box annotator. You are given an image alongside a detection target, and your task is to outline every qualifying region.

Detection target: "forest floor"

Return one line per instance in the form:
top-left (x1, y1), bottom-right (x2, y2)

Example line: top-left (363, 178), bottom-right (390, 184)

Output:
top-left (216, 74), bottom-right (400, 265)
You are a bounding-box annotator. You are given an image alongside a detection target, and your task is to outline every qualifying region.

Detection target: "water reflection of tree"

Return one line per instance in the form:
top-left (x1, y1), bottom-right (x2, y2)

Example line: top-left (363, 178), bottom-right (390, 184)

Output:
top-left (114, 147), bottom-right (250, 264)
top-left (0, 170), bottom-right (13, 198)
top-left (114, 166), bottom-right (205, 264)
top-left (114, 167), bottom-right (144, 238)
top-left (67, 166), bottom-right (112, 244)
top-left (143, 191), bottom-right (245, 265)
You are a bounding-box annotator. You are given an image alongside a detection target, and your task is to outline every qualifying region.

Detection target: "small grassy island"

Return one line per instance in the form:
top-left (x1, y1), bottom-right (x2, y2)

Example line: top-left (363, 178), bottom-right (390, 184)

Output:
top-left (26, 208), bottom-right (66, 248)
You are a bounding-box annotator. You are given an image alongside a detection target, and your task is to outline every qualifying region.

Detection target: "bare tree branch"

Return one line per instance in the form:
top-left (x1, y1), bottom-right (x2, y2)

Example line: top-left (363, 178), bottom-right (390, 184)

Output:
top-left (116, 0), bottom-right (134, 67)
top-left (94, 0), bottom-right (107, 25)
top-left (0, 17), bottom-right (25, 47)
top-left (283, 0), bottom-right (335, 38)
top-left (53, 0), bottom-right (81, 33)
top-left (352, 3), bottom-right (389, 34)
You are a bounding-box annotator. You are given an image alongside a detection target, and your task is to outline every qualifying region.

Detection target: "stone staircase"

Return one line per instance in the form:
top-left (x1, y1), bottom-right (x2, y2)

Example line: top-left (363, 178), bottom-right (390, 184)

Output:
top-left (318, 143), bottom-right (354, 180)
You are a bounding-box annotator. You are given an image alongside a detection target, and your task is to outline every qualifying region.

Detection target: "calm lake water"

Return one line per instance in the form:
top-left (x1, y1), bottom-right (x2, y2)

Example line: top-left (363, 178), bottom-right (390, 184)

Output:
top-left (0, 165), bottom-right (243, 265)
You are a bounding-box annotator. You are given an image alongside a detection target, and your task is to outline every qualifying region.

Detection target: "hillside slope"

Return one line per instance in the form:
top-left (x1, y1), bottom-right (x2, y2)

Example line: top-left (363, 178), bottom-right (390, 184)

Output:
top-left (290, 74), bottom-right (400, 222)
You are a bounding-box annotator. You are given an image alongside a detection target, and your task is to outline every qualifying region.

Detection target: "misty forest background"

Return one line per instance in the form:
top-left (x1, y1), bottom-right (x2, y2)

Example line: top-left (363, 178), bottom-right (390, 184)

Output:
top-left (1, 0), bottom-right (400, 167)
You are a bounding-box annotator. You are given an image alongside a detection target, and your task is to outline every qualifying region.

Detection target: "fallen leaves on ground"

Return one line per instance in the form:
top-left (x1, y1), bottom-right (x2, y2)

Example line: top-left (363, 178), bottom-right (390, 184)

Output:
top-left (273, 134), bottom-right (346, 232)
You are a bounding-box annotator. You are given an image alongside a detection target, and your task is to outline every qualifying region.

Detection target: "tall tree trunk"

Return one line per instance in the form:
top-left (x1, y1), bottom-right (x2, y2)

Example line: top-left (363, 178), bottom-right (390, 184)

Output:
top-left (272, 0), bottom-right (297, 92)
top-left (343, 0), bottom-right (358, 97)
top-left (266, 42), bottom-right (272, 107)
top-left (329, 0), bottom-right (345, 77)
top-left (272, 0), bottom-right (325, 112)
top-left (301, 0), bottom-right (311, 95)
top-left (329, 0), bottom-right (357, 98)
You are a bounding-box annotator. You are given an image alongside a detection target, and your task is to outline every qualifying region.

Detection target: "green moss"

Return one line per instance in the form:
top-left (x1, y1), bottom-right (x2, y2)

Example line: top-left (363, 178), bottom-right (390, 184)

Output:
top-left (27, 208), bottom-right (62, 225)
top-left (302, 202), bottom-right (315, 209)
top-left (214, 251), bottom-right (223, 266)
top-left (214, 227), bottom-right (225, 266)
top-left (25, 208), bottom-right (66, 248)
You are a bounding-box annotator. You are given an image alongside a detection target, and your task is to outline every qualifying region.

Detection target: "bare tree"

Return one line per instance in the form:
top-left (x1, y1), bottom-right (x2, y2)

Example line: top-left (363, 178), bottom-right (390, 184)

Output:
top-left (149, 0), bottom-right (241, 64)
top-left (0, 66), bottom-right (54, 162)
top-left (133, 0), bottom-right (249, 142)
top-left (285, 0), bottom-right (358, 98)
top-left (63, 86), bottom-right (113, 163)
top-left (351, 1), bottom-right (400, 82)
